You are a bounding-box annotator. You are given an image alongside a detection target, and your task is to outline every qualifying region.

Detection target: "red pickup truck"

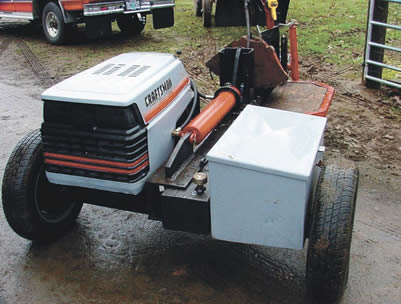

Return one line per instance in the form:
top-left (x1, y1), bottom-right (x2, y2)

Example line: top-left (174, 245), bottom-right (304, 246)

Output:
top-left (0, 0), bottom-right (175, 44)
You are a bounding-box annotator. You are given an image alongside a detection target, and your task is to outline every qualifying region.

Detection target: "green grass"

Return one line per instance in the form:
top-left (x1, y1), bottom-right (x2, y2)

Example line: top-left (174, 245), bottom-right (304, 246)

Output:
top-left (288, 0), bottom-right (369, 65)
top-left (289, 0), bottom-right (400, 81)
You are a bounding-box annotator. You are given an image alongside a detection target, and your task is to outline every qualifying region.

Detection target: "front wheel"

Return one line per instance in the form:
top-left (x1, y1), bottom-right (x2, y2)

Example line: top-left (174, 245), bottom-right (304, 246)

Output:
top-left (116, 14), bottom-right (146, 36)
top-left (42, 2), bottom-right (67, 45)
top-left (2, 130), bottom-right (83, 242)
top-left (306, 158), bottom-right (359, 303)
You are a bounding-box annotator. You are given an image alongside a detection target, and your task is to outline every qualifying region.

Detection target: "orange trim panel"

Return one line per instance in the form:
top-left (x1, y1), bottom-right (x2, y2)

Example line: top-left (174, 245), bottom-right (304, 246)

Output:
top-left (44, 152), bottom-right (148, 169)
top-left (60, 0), bottom-right (84, 11)
top-left (45, 158), bottom-right (149, 175)
top-left (13, 2), bottom-right (32, 12)
top-left (0, 3), bottom-right (15, 11)
top-left (144, 77), bottom-right (190, 123)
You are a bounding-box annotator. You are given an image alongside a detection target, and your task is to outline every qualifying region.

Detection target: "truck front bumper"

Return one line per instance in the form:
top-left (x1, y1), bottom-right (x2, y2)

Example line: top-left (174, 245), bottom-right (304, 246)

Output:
top-left (84, 0), bottom-right (174, 17)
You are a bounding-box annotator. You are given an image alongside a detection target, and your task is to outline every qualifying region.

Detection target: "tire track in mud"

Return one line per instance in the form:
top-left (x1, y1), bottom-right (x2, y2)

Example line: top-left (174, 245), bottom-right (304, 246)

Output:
top-left (359, 219), bottom-right (401, 241)
top-left (0, 38), bottom-right (11, 56)
top-left (247, 246), bottom-right (297, 280)
top-left (353, 258), bottom-right (374, 303)
top-left (15, 40), bottom-right (54, 84)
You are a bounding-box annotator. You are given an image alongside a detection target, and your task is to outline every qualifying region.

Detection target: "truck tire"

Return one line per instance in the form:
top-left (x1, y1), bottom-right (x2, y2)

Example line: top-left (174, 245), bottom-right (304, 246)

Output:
top-left (42, 2), bottom-right (67, 45)
top-left (2, 130), bottom-right (83, 242)
top-left (116, 14), bottom-right (145, 36)
top-left (202, 0), bottom-right (212, 27)
top-left (306, 158), bottom-right (359, 303)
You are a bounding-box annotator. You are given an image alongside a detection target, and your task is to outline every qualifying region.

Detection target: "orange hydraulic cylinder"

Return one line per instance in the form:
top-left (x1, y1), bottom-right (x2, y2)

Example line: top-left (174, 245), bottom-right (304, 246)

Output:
top-left (182, 90), bottom-right (237, 144)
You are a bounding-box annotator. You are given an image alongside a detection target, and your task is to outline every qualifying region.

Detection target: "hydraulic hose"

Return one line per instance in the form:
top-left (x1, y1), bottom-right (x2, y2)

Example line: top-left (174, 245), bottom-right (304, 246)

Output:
top-left (198, 92), bottom-right (214, 100)
top-left (177, 78), bottom-right (198, 130)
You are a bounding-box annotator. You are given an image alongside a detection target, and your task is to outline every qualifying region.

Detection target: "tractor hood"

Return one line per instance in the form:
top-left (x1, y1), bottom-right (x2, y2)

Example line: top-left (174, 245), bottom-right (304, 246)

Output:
top-left (41, 52), bottom-right (189, 113)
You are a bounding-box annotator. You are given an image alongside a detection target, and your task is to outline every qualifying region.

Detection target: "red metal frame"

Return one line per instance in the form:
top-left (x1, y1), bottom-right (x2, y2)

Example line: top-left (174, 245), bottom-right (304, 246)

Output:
top-left (288, 24), bottom-right (300, 81)
top-left (260, 2), bottom-right (331, 115)
top-left (286, 81), bottom-right (335, 117)
top-left (261, 1), bottom-right (300, 81)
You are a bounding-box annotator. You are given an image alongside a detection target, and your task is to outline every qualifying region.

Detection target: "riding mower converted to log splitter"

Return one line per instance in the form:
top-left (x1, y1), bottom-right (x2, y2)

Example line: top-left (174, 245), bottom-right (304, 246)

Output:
top-left (2, 1), bottom-right (358, 302)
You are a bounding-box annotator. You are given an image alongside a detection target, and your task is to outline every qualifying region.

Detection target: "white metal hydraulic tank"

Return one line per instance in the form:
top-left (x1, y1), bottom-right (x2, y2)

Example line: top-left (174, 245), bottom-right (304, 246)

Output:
top-left (207, 105), bottom-right (326, 249)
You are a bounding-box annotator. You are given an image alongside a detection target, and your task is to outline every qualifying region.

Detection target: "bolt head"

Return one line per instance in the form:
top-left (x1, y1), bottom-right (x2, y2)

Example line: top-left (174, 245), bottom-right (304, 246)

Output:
top-left (193, 172), bottom-right (208, 186)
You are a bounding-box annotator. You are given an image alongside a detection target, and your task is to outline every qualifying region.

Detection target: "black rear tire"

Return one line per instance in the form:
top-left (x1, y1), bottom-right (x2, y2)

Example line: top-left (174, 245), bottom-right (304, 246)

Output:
top-left (42, 2), bottom-right (66, 45)
top-left (306, 158), bottom-right (359, 303)
top-left (2, 130), bottom-right (83, 242)
top-left (116, 14), bottom-right (145, 36)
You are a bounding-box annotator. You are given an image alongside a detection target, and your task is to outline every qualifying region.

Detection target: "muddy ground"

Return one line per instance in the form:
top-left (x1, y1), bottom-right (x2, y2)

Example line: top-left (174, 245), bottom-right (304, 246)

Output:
top-left (0, 19), bottom-right (400, 304)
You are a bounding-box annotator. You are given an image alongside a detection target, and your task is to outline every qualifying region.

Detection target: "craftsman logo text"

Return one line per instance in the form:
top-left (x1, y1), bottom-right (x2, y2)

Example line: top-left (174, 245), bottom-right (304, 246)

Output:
top-left (145, 79), bottom-right (173, 107)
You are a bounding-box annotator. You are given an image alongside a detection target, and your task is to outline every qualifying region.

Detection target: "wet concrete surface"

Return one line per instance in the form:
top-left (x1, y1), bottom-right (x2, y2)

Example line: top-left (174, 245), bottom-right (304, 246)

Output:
top-left (1, 21), bottom-right (401, 304)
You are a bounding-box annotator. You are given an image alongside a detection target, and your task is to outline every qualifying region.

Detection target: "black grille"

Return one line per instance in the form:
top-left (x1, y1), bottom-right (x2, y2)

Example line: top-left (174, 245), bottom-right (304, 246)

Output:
top-left (41, 100), bottom-right (149, 183)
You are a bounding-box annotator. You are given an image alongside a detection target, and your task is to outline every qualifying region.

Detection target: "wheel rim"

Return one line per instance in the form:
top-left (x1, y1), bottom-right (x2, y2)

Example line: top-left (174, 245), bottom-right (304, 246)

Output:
top-left (34, 166), bottom-right (76, 224)
top-left (45, 12), bottom-right (59, 38)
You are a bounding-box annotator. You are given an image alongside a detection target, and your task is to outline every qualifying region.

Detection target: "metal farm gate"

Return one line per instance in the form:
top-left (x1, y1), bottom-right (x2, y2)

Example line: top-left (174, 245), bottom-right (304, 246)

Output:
top-left (364, 0), bottom-right (401, 89)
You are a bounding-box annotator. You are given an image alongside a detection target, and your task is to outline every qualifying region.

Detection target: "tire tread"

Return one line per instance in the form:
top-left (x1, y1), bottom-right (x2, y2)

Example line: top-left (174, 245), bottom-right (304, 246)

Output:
top-left (2, 130), bottom-right (82, 241)
top-left (306, 159), bottom-right (359, 303)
